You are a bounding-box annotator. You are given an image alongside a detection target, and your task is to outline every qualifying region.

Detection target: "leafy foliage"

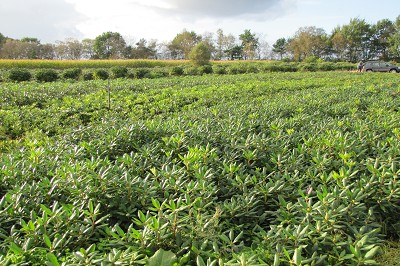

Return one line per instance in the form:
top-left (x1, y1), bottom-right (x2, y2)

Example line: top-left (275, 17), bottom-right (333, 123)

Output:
top-left (35, 69), bottom-right (59, 82)
top-left (61, 68), bottom-right (82, 80)
top-left (0, 72), bottom-right (399, 265)
top-left (7, 68), bottom-right (32, 82)
top-left (189, 42), bottom-right (211, 66)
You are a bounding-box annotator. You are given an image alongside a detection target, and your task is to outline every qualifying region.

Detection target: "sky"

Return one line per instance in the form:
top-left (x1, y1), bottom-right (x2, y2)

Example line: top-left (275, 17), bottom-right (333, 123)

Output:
top-left (1, 0), bottom-right (399, 45)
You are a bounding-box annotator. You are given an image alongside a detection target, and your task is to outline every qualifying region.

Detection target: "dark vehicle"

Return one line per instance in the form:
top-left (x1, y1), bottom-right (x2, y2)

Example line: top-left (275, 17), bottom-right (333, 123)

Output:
top-left (362, 61), bottom-right (400, 73)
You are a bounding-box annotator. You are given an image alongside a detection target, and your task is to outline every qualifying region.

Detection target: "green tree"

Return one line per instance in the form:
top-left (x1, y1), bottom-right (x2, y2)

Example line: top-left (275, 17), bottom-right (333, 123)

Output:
top-left (370, 19), bottom-right (395, 60)
top-left (168, 30), bottom-right (201, 59)
top-left (0, 32), bottom-right (6, 47)
top-left (93, 32), bottom-right (127, 59)
top-left (287, 26), bottom-right (327, 61)
top-left (331, 18), bottom-right (371, 62)
top-left (189, 41), bottom-right (211, 66)
top-left (272, 38), bottom-right (288, 60)
top-left (388, 15), bottom-right (400, 60)
top-left (20, 37), bottom-right (41, 59)
top-left (128, 38), bottom-right (157, 59)
top-left (239, 29), bottom-right (258, 60)
top-left (225, 45), bottom-right (243, 60)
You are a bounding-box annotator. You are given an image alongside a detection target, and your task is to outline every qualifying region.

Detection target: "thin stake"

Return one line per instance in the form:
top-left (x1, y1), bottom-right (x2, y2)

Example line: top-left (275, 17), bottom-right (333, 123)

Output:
top-left (108, 78), bottom-right (111, 110)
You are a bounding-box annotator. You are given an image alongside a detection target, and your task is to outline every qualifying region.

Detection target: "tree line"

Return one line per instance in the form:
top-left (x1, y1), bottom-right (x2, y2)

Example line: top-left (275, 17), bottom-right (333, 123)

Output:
top-left (0, 16), bottom-right (399, 62)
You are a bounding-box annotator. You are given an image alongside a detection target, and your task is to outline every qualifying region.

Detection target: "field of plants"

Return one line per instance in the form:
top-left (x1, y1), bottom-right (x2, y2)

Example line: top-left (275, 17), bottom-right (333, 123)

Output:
top-left (0, 70), bottom-right (399, 265)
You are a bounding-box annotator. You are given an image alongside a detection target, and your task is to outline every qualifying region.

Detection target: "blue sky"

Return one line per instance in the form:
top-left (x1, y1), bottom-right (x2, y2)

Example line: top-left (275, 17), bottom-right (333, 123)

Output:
top-left (0, 0), bottom-right (399, 45)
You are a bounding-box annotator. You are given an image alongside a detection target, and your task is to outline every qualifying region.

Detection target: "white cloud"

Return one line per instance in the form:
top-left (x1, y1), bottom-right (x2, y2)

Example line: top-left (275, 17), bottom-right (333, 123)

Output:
top-left (0, 0), bottom-right (84, 42)
top-left (64, 0), bottom-right (295, 43)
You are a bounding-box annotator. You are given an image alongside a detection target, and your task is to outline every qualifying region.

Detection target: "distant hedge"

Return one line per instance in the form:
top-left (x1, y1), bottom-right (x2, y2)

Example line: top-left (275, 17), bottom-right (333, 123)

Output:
top-left (0, 61), bottom-right (357, 82)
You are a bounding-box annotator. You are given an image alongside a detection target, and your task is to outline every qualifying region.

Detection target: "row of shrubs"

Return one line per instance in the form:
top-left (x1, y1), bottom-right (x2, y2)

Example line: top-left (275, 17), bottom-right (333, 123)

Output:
top-left (1, 61), bottom-right (356, 82)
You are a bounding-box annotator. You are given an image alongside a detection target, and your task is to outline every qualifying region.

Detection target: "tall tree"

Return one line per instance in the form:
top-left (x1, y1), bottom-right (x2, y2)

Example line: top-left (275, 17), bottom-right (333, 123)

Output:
top-left (287, 26), bottom-right (327, 61)
top-left (215, 29), bottom-right (236, 60)
top-left (81, 38), bottom-right (95, 59)
top-left (168, 30), bottom-right (201, 59)
top-left (55, 38), bottom-right (83, 60)
top-left (239, 29), bottom-right (258, 60)
top-left (272, 38), bottom-right (288, 60)
top-left (93, 32), bottom-right (127, 59)
top-left (388, 15), bottom-right (400, 60)
top-left (370, 19), bottom-right (395, 60)
top-left (331, 18), bottom-right (371, 62)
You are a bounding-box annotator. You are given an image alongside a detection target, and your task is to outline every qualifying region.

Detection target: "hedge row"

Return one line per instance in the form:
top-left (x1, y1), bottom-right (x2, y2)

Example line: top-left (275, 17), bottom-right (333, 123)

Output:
top-left (0, 62), bottom-right (356, 82)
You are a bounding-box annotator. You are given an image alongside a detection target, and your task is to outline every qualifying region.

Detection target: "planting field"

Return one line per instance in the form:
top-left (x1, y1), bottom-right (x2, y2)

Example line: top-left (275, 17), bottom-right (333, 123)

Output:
top-left (0, 72), bottom-right (400, 265)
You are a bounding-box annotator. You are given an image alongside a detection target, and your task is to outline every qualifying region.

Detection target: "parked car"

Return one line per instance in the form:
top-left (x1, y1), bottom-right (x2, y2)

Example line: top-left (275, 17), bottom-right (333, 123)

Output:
top-left (362, 61), bottom-right (400, 73)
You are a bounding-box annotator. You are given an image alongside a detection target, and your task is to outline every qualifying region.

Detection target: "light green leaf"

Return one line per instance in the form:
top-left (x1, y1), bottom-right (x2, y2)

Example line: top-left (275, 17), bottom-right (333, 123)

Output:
top-left (364, 246), bottom-right (380, 260)
top-left (293, 247), bottom-right (302, 265)
top-left (44, 234), bottom-right (52, 249)
top-left (46, 253), bottom-right (60, 266)
top-left (9, 242), bottom-right (23, 255)
top-left (148, 249), bottom-right (177, 266)
top-left (196, 255), bottom-right (206, 266)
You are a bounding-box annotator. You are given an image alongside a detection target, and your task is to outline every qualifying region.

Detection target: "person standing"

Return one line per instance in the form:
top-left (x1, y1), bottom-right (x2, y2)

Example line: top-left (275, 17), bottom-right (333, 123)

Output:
top-left (357, 61), bottom-right (364, 72)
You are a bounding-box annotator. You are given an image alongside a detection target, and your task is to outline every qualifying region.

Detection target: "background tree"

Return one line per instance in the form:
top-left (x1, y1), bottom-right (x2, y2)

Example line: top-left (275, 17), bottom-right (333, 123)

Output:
top-left (332, 18), bottom-right (371, 62)
top-left (330, 28), bottom-right (348, 61)
top-left (20, 37), bottom-right (41, 59)
top-left (370, 19), bottom-right (395, 60)
top-left (287, 26), bottom-right (327, 61)
top-left (225, 45), bottom-right (243, 60)
top-left (0, 33), bottom-right (6, 52)
top-left (189, 41), bottom-right (211, 66)
top-left (201, 32), bottom-right (216, 59)
top-left (93, 32), bottom-right (127, 59)
top-left (388, 15), bottom-right (400, 60)
top-left (215, 29), bottom-right (236, 60)
top-left (272, 38), bottom-right (288, 60)
top-left (256, 34), bottom-right (271, 60)
top-left (127, 38), bottom-right (157, 59)
top-left (0, 38), bottom-right (41, 59)
top-left (55, 38), bottom-right (83, 60)
top-left (39, 43), bottom-right (55, 59)
top-left (168, 30), bottom-right (201, 59)
top-left (239, 29), bottom-right (258, 60)
top-left (81, 38), bottom-right (95, 59)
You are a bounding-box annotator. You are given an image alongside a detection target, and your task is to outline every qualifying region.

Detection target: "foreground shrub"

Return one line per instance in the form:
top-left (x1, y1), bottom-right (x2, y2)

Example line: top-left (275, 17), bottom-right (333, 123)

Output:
top-left (227, 64), bottom-right (247, 75)
top-left (7, 68), bottom-right (32, 82)
top-left (35, 69), bottom-right (59, 82)
top-left (183, 66), bottom-right (199, 76)
top-left (93, 69), bottom-right (109, 80)
top-left (144, 69), bottom-right (168, 79)
top-left (62, 68), bottom-right (82, 80)
top-left (111, 66), bottom-right (128, 79)
top-left (198, 64), bottom-right (213, 75)
top-left (82, 71), bottom-right (94, 81)
top-left (169, 66), bottom-right (184, 76)
top-left (213, 65), bottom-right (227, 75)
top-left (134, 68), bottom-right (150, 79)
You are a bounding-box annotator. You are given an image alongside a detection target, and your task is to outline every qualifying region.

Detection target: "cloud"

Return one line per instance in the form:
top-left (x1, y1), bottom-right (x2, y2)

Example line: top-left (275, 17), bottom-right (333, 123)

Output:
top-left (0, 0), bottom-right (85, 42)
top-left (147, 0), bottom-right (294, 20)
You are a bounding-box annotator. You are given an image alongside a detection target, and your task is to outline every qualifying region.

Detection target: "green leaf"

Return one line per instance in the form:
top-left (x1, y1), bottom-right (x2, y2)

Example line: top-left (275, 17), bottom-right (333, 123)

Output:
top-left (41, 204), bottom-right (53, 216)
top-left (46, 253), bottom-right (60, 266)
top-left (148, 249), bottom-right (177, 266)
top-left (196, 255), bottom-right (206, 266)
top-left (364, 246), bottom-right (380, 260)
top-left (44, 234), bottom-right (52, 249)
top-left (9, 242), bottom-right (23, 255)
top-left (293, 247), bottom-right (302, 265)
